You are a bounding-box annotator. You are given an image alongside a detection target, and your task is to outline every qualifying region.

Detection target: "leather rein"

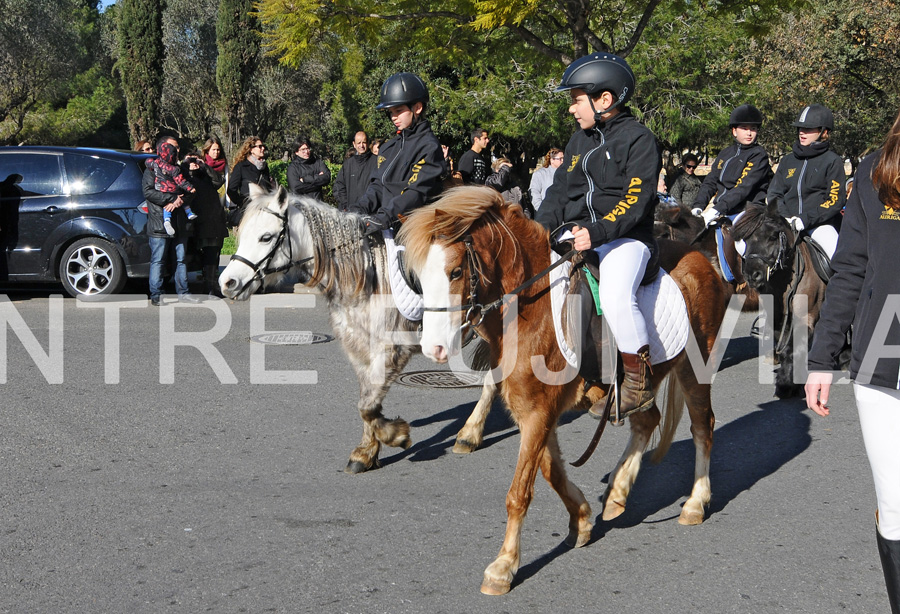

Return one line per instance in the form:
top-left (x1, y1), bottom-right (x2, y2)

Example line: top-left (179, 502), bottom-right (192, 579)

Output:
top-left (228, 206), bottom-right (312, 285)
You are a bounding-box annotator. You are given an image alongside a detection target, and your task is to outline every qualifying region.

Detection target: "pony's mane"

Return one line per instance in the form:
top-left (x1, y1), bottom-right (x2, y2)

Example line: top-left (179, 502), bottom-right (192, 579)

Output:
top-left (239, 188), bottom-right (373, 296)
top-left (399, 186), bottom-right (512, 274)
top-left (731, 204), bottom-right (771, 241)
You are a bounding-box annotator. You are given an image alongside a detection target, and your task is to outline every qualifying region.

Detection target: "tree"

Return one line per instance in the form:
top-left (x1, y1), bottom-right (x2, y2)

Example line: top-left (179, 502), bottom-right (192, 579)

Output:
top-left (216, 0), bottom-right (260, 154)
top-left (116, 0), bottom-right (165, 146)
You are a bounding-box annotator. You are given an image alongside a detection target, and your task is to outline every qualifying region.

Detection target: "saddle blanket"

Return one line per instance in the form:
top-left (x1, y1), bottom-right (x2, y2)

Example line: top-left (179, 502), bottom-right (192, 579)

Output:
top-left (549, 250), bottom-right (690, 368)
top-left (383, 230), bottom-right (424, 321)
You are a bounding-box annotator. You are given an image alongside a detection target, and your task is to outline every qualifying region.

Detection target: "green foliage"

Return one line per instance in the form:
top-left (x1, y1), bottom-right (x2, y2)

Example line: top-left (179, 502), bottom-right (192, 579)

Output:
top-left (116, 0), bottom-right (164, 144)
top-left (216, 0), bottom-right (260, 150)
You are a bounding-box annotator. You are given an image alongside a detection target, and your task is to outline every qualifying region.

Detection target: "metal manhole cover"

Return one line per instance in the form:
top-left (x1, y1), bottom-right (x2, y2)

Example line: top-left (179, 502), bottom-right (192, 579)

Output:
top-left (249, 332), bottom-right (334, 345)
top-left (396, 370), bottom-right (485, 389)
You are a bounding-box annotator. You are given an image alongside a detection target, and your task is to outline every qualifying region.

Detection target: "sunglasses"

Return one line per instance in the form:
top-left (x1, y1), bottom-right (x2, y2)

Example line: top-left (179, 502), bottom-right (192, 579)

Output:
top-left (552, 156), bottom-right (564, 161)
top-left (685, 165), bottom-right (697, 169)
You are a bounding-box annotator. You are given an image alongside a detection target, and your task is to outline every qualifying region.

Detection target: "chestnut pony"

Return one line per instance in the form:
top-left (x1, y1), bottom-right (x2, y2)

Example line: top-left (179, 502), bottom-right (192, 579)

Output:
top-left (398, 186), bottom-right (727, 595)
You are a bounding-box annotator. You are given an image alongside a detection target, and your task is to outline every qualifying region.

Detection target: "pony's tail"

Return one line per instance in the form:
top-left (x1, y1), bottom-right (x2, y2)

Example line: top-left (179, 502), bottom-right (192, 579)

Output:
top-left (651, 372), bottom-right (686, 464)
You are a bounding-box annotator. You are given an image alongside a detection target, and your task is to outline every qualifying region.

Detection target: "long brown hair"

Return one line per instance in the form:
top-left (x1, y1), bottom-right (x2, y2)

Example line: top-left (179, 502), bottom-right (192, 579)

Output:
top-left (233, 136), bottom-right (262, 166)
top-left (202, 136), bottom-right (224, 160)
top-left (541, 148), bottom-right (563, 168)
top-left (873, 110), bottom-right (900, 210)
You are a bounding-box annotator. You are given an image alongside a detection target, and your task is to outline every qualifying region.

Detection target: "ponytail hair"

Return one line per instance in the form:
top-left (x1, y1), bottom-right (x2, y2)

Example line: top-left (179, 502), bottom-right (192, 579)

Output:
top-left (873, 109), bottom-right (900, 210)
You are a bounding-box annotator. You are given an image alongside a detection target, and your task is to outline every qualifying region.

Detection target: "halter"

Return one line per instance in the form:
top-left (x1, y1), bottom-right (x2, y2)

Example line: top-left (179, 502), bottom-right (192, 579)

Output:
top-left (229, 206), bottom-right (312, 286)
top-left (743, 229), bottom-right (790, 282)
top-left (423, 235), bottom-right (577, 330)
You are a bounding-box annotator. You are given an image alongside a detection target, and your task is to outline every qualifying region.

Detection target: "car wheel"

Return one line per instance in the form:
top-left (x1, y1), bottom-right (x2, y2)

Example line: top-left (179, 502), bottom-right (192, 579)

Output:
top-left (59, 238), bottom-right (127, 298)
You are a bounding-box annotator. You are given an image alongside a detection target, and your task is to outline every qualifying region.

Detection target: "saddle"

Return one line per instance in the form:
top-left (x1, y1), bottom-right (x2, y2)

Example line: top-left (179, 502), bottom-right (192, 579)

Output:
top-left (801, 235), bottom-right (833, 283)
top-left (715, 222), bottom-right (747, 287)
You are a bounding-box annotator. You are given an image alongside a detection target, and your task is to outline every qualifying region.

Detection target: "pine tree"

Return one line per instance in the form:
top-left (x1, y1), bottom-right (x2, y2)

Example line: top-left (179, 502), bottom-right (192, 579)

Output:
top-left (115, 0), bottom-right (165, 145)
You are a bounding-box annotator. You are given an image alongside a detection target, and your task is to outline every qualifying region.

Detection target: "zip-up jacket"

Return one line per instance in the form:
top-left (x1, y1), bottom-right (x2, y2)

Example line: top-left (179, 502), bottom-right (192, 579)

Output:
top-left (347, 119), bottom-right (444, 227)
top-left (142, 167), bottom-right (188, 239)
top-left (808, 150), bottom-right (900, 389)
top-left (536, 110), bottom-right (661, 248)
top-left (768, 142), bottom-right (845, 229)
top-left (334, 152), bottom-right (377, 209)
top-left (287, 155), bottom-right (331, 201)
top-left (692, 141), bottom-right (773, 215)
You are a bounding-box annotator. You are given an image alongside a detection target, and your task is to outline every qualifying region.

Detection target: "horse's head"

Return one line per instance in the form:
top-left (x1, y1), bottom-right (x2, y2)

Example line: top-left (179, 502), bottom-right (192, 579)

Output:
top-left (732, 204), bottom-right (794, 291)
top-left (399, 186), bottom-right (519, 363)
top-left (220, 183), bottom-right (311, 300)
top-left (654, 202), bottom-right (704, 243)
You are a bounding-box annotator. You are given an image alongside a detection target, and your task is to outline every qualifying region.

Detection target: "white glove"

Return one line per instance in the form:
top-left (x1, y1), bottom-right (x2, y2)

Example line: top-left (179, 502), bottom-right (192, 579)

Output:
top-left (691, 207), bottom-right (703, 217)
top-left (701, 208), bottom-right (720, 227)
top-left (788, 216), bottom-right (805, 232)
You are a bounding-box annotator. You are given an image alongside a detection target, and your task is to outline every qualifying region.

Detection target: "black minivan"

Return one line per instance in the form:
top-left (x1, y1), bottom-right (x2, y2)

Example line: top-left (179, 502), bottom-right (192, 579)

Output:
top-left (0, 146), bottom-right (152, 297)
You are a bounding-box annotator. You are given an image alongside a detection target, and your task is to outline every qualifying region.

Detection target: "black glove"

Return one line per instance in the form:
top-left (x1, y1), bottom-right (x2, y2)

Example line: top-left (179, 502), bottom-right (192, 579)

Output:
top-left (360, 216), bottom-right (386, 236)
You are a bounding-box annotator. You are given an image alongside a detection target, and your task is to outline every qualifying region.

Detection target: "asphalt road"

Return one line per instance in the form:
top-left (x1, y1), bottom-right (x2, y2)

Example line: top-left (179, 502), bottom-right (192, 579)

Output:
top-left (0, 285), bottom-right (887, 613)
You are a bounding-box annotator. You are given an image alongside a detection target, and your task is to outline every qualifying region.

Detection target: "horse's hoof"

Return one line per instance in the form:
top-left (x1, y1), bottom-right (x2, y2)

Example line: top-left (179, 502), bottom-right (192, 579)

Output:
top-left (565, 526), bottom-right (592, 548)
top-left (480, 578), bottom-right (511, 596)
top-left (452, 438), bottom-right (478, 454)
top-left (678, 511), bottom-right (705, 526)
top-left (602, 499), bottom-right (626, 521)
top-left (344, 460), bottom-right (374, 474)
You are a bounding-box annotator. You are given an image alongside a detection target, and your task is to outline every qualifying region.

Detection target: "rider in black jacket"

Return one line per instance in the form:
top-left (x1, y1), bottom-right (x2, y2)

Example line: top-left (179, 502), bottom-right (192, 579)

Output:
top-left (346, 73), bottom-right (444, 232)
top-left (691, 104), bottom-right (773, 225)
top-left (535, 52), bottom-right (662, 420)
top-left (768, 104), bottom-right (845, 258)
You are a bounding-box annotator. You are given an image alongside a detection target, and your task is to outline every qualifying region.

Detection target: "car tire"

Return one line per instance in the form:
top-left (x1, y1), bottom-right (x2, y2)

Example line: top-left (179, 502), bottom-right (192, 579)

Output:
top-left (59, 237), bottom-right (127, 298)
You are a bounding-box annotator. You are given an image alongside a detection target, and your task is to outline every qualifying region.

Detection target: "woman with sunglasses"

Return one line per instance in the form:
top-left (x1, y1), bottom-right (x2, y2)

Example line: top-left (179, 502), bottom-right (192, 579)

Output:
top-left (669, 153), bottom-right (702, 208)
top-left (528, 148), bottom-right (564, 211)
top-left (226, 136), bottom-right (273, 226)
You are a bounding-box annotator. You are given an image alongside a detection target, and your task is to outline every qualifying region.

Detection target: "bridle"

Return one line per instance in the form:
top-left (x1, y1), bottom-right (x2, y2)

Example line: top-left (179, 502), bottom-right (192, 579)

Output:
top-left (743, 228), bottom-right (790, 282)
top-left (229, 206), bottom-right (312, 286)
top-left (422, 234), bottom-right (576, 330)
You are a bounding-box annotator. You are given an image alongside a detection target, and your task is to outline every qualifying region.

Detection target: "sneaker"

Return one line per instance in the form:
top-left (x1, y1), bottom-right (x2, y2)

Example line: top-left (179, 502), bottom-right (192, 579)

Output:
top-left (150, 296), bottom-right (161, 306)
top-left (186, 211), bottom-right (198, 220)
top-left (163, 219), bottom-right (175, 236)
top-left (178, 294), bottom-right (201, 304)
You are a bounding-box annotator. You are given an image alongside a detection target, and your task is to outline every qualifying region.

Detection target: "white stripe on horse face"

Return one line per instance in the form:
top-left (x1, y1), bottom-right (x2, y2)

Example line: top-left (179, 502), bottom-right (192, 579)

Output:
top-left (420, 244), bottom-right (460, 362)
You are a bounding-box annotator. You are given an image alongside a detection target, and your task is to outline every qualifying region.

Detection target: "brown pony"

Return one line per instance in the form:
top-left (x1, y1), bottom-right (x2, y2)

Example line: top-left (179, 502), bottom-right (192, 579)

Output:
top-left (398, 186), bottom-right (727, 595)
top-left (655, 201), bottom-right (760, 311)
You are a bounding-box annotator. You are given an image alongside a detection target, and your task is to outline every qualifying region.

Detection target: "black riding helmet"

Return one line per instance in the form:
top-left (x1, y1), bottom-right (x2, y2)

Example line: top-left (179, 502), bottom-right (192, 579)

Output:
top-left (729, 104), bottom-right (764, 127)
top-left (375, 72), bottom-right (429, 110)
top-left (556, 52), bottom-right (635, 123)
top-left (792, 104), bottom-right (834, 131)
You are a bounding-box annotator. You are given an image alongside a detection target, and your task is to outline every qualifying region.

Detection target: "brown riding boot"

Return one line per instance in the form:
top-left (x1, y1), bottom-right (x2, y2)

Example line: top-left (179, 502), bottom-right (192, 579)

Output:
top-left (618, 345), bottom-right (655, 419)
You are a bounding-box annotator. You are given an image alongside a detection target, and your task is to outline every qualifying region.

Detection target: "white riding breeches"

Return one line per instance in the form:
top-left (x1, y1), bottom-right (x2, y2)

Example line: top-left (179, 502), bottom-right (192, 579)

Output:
top-left (855, 382), bottom-right (900, 539)
top-left (810, 225), bottom-right (839, 260)
top-left (591, 238), bottom-right (651, 354)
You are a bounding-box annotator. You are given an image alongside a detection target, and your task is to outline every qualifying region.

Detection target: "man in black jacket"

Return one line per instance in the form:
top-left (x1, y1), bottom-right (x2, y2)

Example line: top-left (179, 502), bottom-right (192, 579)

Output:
top-left (143, 136), bottom-right (199, 305)
top-left (333, 131), bottom-right (377, 209)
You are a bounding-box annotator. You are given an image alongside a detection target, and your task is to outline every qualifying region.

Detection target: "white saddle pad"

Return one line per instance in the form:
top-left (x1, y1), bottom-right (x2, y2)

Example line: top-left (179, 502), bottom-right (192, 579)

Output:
top-left (383, 230), bottom-right (424, 321)
top-left (549, 251), bottom-right (690, 368)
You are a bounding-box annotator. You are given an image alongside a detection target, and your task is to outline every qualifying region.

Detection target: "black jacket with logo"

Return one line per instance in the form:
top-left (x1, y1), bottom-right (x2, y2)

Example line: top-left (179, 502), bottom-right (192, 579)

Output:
top-left (287, 155), bottom-right (331, 201)
top-left (692, 141), bottom-right (773, 215)
top-left (347, 120), bottom-right (444, 227)
top-left (768, 143), bottom-right (845, 229)
top-left (808, 150), bottom-right (900, 388)
top-left (536, 110), bottom-right (661, 248)
top-left (334, 152), bottom-right (377, 209)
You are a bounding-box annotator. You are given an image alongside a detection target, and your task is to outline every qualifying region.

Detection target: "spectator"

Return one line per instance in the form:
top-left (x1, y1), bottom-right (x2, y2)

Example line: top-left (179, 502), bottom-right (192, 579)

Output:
top-left (145, 140), bottom-right (198, 236)
top-left (287, 135), bottom-right (331, 201)
top-left (669, 153), bottom-right (702, 207)
top-left (142, 136), bottom-right (199, 305)
top-left (486, 157), bottom-right (526, 210)
top-left (768, 104), bottom-right (846, 259)
top-left (202, 136), bottom-right (228, 194)
top-left (347, 72), bottom-right (443, 234)
top-left (529, 148), bottom-right (563, 211)
top-left (805, 106), bottom-right (900, 614)
top-left (227, 136), bottom-right (272, 225)
top-left (457, 128), bottom-right (490, 184)
top-left (182, 152), bottom-right (228, 297)
top-left (333, 131), bottom-right (376, 209)
top-left (135, 140), bottom-right (154, 154)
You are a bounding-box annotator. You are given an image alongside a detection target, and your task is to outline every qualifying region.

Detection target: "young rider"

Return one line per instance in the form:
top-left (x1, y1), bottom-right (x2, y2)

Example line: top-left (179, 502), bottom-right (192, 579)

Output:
top-left (767, 104), bottom-right (846, 259)
top-left (536, 52), bottom-right (661, 419)
top-left (691, 104), bottom-right (774, 227)
top-left (346, 72), bottom-right (444, 234)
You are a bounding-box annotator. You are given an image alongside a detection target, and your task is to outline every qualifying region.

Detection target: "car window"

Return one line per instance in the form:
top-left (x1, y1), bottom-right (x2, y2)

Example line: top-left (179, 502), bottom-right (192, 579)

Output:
top-left (64, 153), bottom-right (125, 195)
top-left (0, 153), bottom-right (64, 197)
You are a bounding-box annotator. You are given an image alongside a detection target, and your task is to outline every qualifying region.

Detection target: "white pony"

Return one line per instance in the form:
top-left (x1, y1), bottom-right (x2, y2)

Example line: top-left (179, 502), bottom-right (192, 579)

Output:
top-left (219, 184), bottom-right (497, 472)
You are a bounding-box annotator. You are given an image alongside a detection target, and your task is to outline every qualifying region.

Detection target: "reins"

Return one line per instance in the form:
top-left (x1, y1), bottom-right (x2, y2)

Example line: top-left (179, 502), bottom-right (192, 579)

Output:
top-left (229, 207), bottom-right (310, 285)
top-left (423, 234), bottom-right (577, 329)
